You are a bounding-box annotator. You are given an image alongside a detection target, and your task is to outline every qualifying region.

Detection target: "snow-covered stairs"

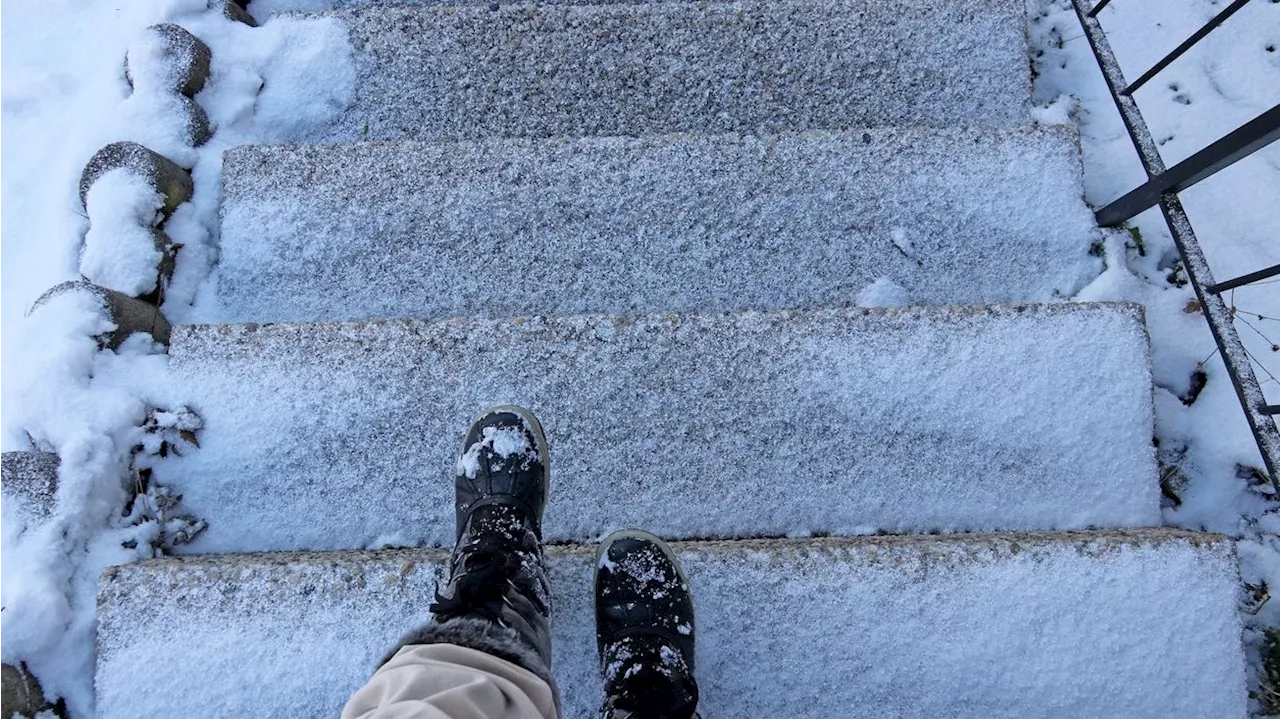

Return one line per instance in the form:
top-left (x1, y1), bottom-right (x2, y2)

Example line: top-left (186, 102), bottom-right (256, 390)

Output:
top-left (215, 127), bottom-right (1097, 323)
top-left (93, 0), bottom-right (1249, 715)
top-left (96, 532), bottom-right (1246, 718)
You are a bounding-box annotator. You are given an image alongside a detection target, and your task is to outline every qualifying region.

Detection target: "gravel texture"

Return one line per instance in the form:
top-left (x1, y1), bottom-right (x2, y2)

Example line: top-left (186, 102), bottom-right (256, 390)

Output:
top-left (151, 303), bottom-right (1159, 552)
top-left (214, 127), bottom-right (1097, 323)
top-left (309, 0), bottom-right (1032, 141)
top-left (1, 451), bottom-right (60, 524)
top-left (95, 530), bottom-right (1246, 719)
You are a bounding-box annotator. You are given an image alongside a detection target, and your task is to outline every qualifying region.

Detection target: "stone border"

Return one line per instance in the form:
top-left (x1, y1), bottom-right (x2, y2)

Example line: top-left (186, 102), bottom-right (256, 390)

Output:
top-left (1, 662), bottom-right (67, 719)
top-left (77, 140), bottom-right (190, 305)
top-left (222, 1), bottom-right (259, 28)
top-left (28, 280), bottom-right (173, 349)
top-left (125, 24), bottom-right (212, 98)
top-left (78, 140), bottom-right (193, 220)
top-left (9, 12), bottom-right (271, 710)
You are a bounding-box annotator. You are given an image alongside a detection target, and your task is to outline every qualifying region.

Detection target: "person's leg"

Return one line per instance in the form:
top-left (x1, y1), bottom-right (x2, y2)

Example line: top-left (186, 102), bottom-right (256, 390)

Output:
top-left (595, 530), bottom-right (700, 719)
top-left (342, 644), bottom-right (556, 719)
top-left (343, 406), bottom-right (560, 719)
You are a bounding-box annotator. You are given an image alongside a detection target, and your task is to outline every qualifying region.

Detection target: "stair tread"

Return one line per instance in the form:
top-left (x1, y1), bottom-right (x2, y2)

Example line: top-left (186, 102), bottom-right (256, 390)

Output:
top-left (1, 451), bottom-right (59, 525)
top-left (213, 127), bottom-right (1097, 324)
top-left (308, 0), bottom-right (1032, 142)
top-left (95, 530), bottom-right (1246, 719)
top-left (152, 303), bottom-right (1158, 553)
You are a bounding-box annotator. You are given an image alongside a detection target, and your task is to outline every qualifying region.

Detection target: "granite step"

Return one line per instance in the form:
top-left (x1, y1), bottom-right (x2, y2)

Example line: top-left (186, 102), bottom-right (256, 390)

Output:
top-left (212, 127), bottom-right (1097, 324)
top-left (305, 0), bottom-right (1032, 142)
top-left (149, 303), bottom-right (1159, 553)
top-left (95, 530), bottom-right (1246, 718)
top-left (1, 451), bottom-right (59, 527)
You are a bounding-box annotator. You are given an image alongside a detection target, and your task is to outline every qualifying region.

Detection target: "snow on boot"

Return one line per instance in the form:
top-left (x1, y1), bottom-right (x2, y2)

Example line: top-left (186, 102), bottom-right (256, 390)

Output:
top-left (388, 406), bottom-right (557, 695)
top-left (596, 530), bottom-right (699, 719)
top-left (451, 404), bottom-right (550, 542)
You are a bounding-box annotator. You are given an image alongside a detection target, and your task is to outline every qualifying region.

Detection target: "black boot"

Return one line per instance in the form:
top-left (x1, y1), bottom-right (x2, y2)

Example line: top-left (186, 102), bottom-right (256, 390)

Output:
top-left (596, 530), bottom-right (699, 719)
top-left (387, 406), bottom-right (556, 694)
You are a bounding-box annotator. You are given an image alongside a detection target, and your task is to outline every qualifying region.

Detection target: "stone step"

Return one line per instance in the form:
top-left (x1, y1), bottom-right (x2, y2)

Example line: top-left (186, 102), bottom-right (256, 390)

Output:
top-left (151, 303), bottom-right (1158, 553)
top-left (212, 127), bottom-right (1097, 324)
top-left (1, 451), bottom-right (59, 527)
top-left (307, 0), bottom-right (1032, 142)
top-left (95, 530), bottom-right (1247, 718)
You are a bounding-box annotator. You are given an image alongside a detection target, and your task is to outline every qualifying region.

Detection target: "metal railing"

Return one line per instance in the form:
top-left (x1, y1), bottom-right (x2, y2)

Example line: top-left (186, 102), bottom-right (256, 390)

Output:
top-left (1069, 0), bottom-right (1280, 483)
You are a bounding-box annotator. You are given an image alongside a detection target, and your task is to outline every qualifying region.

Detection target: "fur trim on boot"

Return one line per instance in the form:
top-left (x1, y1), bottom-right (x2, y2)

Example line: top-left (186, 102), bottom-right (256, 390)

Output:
top-left (382, 617), bottom-right (556, 692)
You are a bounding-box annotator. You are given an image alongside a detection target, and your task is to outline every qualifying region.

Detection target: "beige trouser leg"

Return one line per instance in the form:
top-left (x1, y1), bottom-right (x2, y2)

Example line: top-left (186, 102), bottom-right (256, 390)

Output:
top-left (342, 644), bottom-right (559, 719)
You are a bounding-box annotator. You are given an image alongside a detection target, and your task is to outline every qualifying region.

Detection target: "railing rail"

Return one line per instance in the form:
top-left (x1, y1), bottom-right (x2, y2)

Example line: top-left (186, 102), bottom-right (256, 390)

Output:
top-left (1094, 104), bottom-right (1280, 226)
top-left (1069, 0), bottom-right (1280, 482)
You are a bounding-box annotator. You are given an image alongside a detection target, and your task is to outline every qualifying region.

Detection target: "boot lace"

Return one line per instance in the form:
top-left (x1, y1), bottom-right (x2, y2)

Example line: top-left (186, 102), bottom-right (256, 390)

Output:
top-left (430, 528), bottom-right (549, 623)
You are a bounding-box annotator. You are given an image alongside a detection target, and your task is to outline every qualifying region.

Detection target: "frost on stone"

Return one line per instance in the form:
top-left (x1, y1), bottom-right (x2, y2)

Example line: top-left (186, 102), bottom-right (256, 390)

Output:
top-left (77, 141), bottom-right (192, 216)
top-left (81, 169), bottom-right (166, 297)
top-left (125, 24), bottom-right (211, 98)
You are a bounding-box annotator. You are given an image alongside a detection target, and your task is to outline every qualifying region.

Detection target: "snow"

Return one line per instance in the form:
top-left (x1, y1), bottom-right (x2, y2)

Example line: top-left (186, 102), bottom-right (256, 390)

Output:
top-left (0, 289), bottom-right (172, 714)
top-left (456, 424), bottom-right (535, 481)
top-left (94, 532), bottom-right (1245, 719)
top-left (856, 278), bottom-right (912, 308)
top-left (80, 169), bottom-right (165, 297)
top-left (1, 3), bottom-right (355, 715)
top-left (1031, 93), bottom-right (1079, 126)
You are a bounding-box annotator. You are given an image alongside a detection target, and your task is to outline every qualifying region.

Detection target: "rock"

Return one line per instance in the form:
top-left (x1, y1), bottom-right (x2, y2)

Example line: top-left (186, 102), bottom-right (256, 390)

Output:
top-left (29, 281), bottom-right (172, 349)
top-left (1, 452), bottom-right (59, 526)
top-left (217, 0), bottom-right (258, 27)
top-left (125, 24), bottom-right (212, 98)
top-left (0, 660), bottom-right (46, 716)
top-left (81, 166), bottom-right (175, 298)
top-left (79, 142), bottom-right (193, 220)
top-left (81, 225), bottom-right (175, 301)
top-left (179, 96), bottom-right (213, 147)
top-left (158, 304), bottom-right (1159, 551)
top-left (217, 128), bottom-right (1096, 323)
